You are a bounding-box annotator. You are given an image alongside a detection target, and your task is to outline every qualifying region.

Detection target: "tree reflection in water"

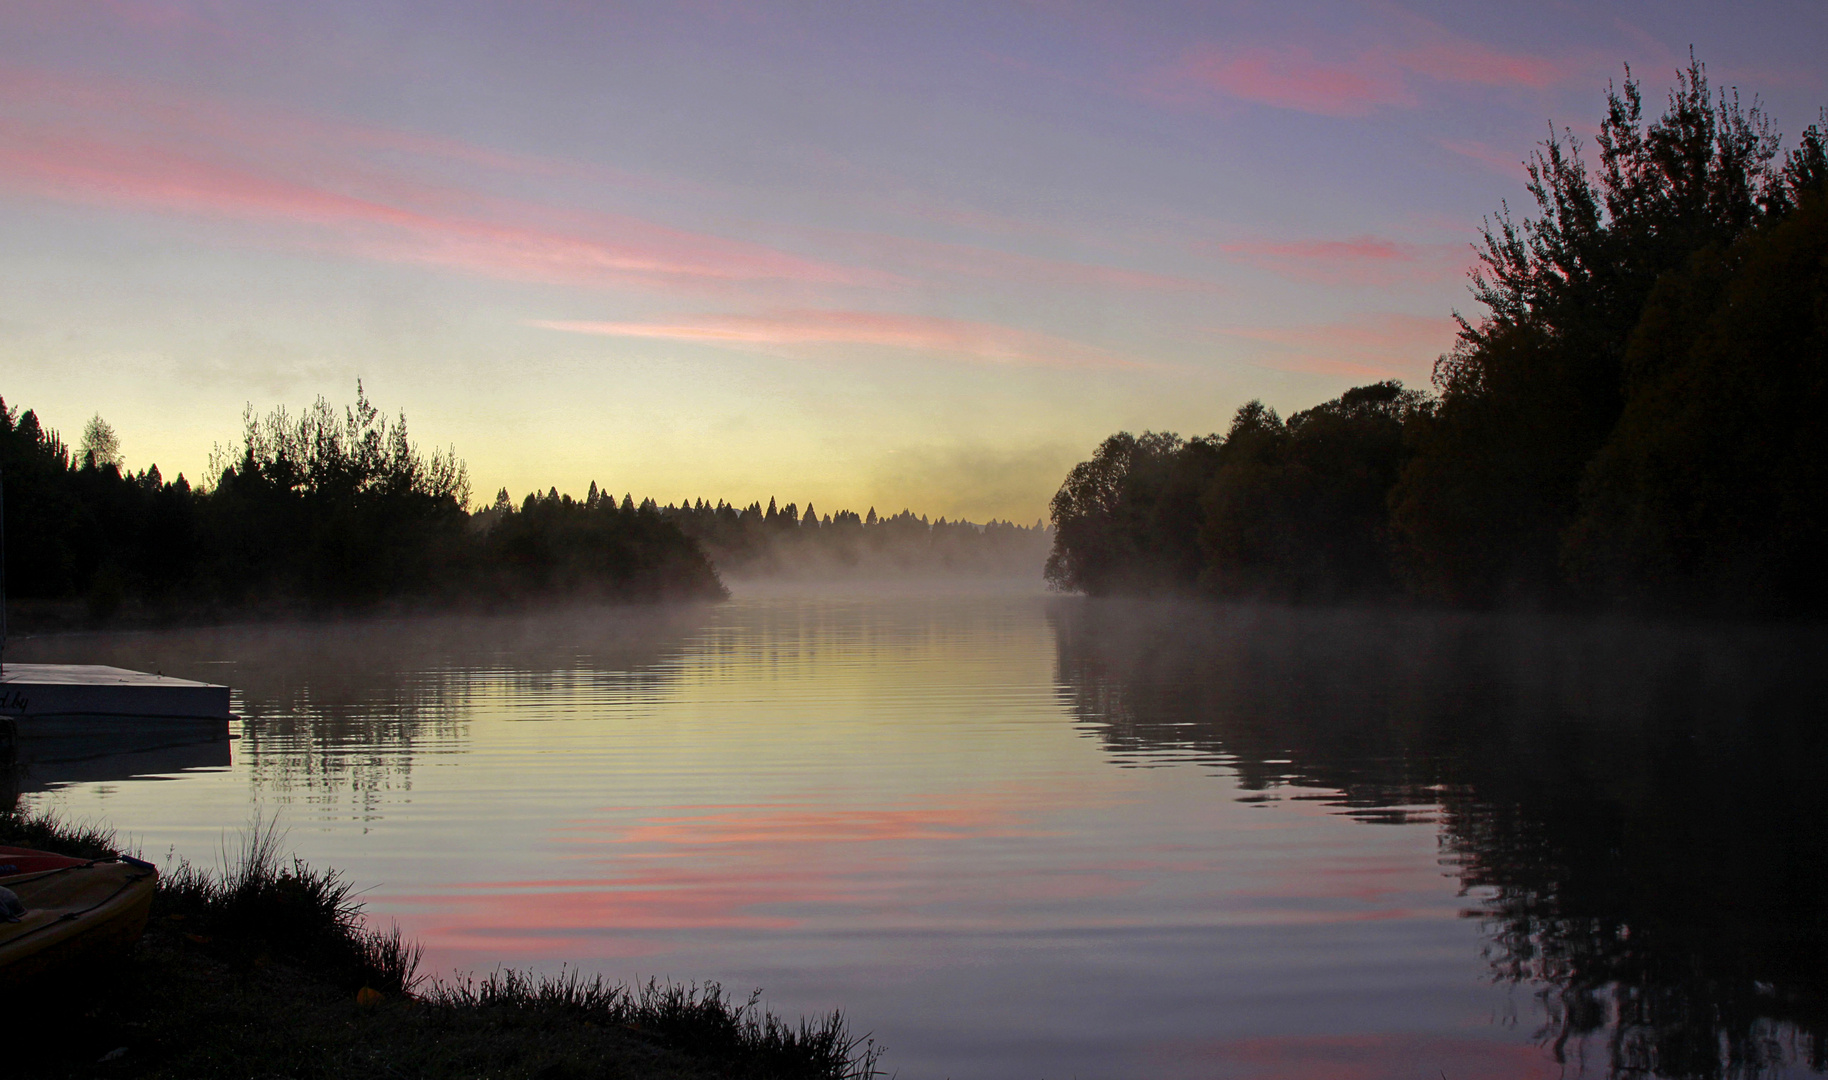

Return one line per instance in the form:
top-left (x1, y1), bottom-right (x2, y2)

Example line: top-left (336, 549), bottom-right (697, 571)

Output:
top-left (6, 606), bottom-right (713, 816)
top-left (1049, 599), bottom-right (1828, 1080)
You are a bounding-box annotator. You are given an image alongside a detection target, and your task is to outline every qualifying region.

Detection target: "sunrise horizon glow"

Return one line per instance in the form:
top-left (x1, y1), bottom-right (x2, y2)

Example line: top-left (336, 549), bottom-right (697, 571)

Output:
top-left (4, 2), bottom-right (1824, 522)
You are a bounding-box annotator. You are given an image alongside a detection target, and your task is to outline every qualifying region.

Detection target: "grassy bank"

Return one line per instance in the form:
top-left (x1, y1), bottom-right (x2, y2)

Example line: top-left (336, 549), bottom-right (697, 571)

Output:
top-left (2, 810), bottom-right (882, 1080)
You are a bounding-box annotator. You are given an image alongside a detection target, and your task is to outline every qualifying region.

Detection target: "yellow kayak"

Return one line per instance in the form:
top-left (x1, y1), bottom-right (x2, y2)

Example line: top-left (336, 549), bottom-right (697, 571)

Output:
top-left (0, 847), bottom-right (158, 980)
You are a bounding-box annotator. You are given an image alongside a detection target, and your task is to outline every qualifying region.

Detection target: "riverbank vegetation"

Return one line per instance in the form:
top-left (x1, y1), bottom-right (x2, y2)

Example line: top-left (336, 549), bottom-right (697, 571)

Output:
top-left (1047, 60), bottom-right (1828, 616)
top-left (1, 808), bottom-right (881, 1080)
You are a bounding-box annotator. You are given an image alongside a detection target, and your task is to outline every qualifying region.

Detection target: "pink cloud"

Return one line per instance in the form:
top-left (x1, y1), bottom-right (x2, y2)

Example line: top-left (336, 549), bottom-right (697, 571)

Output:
top-left (0, 65), bottom-right (707, 198)
top-left (0, 67), bottom-right (867, 293)
top-left (534, 310), bottom-right (1151, 370)
top-left (1173, 45), bottom-right (1415, 117)
top-left (1211, 235), bottom-right (1470, 286)
top-left (1434, 137), bottom-right (1526, 176)
top-left (1, 0), bottom-right (235, 39)
top-left (1157, 30), bottom-right (1572, 117)
top-left (1213, 313), bottom-right (1457, 380)
top-left (1394, 40), bottom-right (1565, 90)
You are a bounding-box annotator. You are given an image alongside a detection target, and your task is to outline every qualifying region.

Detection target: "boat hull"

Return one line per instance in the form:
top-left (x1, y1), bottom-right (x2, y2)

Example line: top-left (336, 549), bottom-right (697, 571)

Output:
top-left (0, 850), bottom-right (159, 980)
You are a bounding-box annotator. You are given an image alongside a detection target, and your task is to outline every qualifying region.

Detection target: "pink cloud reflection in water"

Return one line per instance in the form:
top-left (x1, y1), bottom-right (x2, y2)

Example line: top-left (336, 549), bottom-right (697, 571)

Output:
top-left (1158, 1033), bottom-right (1564, 1080)
top-left (26, 597), bottom-right (1577, 1079)
top-left (393, 794), bottom-right (1057, 953)
top-left (375, 773), bottom-right (1524, 1073)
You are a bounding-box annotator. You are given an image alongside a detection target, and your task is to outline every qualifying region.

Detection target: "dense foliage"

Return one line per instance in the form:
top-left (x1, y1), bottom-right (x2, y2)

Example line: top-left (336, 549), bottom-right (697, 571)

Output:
top-left (0, 386), bottom-right (726, 620)
top-left (1048, 60), bottom-right (1828, 615)
top-left (203, 390), bottom-right (472, 605)
top-left (1046, 382), bottom-right (1428, 601)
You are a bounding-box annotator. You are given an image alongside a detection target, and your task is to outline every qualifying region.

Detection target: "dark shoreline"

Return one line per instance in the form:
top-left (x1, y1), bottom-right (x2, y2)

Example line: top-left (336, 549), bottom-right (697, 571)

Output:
top-left (1, 809), bottom-right (882, 1080)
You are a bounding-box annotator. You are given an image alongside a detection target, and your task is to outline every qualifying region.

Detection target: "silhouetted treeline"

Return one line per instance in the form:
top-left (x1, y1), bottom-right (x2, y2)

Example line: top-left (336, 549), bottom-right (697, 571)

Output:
top-left (1048, 382), bottom-right (1426, 601)
top-left (0, 386), bottom-right (725, 621)
top-left (1052, 599), bottom-right (1828, 1079)
top-left (1049, 60), bottom-right (1828, 615)
top-left (640, 494), bottom-right (1050, 580)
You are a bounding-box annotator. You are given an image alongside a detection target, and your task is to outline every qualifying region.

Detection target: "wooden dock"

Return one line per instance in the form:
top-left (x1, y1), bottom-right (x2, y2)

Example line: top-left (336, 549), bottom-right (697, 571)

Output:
top-left (1, 664), bottom-right (233, 764)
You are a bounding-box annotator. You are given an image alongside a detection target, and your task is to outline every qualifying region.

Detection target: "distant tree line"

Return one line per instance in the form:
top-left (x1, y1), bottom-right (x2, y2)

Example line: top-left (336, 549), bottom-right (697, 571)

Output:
top-left (1048, 60), bottom-right (1828, 616)
top-left (648, 496), bottom-right (1049, 580)
top-left (0, 385), bottom-right (726, 622)
top-left (1, 386), bottom-right (1053, 623)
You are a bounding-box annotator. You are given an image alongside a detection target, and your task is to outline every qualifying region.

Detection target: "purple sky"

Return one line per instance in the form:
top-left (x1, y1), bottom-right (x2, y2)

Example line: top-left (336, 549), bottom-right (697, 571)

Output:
top-left (3, 1), bottom-right (1824, 520)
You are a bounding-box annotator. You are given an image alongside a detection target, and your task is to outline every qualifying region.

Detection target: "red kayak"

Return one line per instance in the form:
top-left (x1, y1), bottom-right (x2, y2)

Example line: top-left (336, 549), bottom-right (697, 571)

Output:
top-left (0, 846), bottom-right (92, 876)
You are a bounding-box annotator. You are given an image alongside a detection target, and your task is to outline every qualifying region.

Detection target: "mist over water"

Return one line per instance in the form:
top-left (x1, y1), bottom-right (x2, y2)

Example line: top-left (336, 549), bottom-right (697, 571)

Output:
top-left (10, 596), bottom-right (1825, 1079)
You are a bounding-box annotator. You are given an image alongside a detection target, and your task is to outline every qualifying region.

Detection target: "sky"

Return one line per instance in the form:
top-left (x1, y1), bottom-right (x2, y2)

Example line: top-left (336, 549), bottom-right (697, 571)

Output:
top-left (3, 2), bottom-right (1824, 523)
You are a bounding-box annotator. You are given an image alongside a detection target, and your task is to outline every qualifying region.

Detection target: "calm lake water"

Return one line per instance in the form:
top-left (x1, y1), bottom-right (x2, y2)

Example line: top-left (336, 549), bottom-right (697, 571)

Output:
top-left (10, 594), bottom-right (1827, 1080)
